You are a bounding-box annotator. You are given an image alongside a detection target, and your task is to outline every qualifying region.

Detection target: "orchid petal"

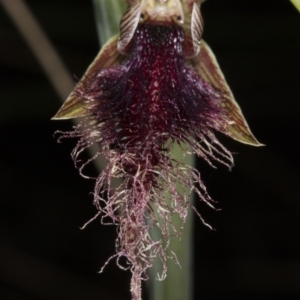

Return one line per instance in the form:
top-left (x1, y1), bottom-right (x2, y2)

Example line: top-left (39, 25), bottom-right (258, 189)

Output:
top-left (52, 34), bottom-right (125, 120)
top-left (190, 40), bottom-right (263, 146)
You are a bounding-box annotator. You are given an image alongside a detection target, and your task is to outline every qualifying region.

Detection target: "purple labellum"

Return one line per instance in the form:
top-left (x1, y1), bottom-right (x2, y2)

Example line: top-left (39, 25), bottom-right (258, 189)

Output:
top-left (53, 2), bottom-right (262, 299)
top-left (79, 23), bottom-right (231, 169)
top-left (57, 22), bottom-right (232, 299)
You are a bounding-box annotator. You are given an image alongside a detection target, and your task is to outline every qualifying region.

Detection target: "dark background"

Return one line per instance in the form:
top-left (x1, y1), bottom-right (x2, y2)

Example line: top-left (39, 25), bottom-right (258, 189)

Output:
top-left (1, 0), bottom-right (300, 299)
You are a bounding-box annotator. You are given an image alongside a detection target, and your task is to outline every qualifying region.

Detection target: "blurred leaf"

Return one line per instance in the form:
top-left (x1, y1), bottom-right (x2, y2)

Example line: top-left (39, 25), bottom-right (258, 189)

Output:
top-left (290, 0), bottom-right (300, 12)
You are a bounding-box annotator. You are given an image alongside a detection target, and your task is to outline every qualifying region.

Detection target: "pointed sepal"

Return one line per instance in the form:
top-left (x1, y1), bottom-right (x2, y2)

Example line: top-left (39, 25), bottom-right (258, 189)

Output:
top-left (52, 34), bottom-right (125, 120)
top-left (190, 40), bottom-right (263, 146)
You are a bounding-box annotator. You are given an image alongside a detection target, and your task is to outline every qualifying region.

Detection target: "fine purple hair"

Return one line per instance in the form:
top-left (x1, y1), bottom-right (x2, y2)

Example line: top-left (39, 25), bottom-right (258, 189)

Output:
top-left (58, 23), bottom-right (233, 298)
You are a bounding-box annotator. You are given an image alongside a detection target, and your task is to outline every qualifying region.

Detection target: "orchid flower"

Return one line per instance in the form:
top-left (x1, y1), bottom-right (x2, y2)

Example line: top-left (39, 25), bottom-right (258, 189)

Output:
top-left (53, 1), bottom-right (262, 299)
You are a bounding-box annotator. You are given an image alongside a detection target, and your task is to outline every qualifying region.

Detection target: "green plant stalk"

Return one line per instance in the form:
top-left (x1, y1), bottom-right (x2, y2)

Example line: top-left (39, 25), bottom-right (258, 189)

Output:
top-left (290, 0), bottom-right (300, 12)
top-left (92, 1), bottom-right (195, 299)
top-left (150, 143), bottom-right (194, 300)
top-left (92, 0), bottom-right (126, 45)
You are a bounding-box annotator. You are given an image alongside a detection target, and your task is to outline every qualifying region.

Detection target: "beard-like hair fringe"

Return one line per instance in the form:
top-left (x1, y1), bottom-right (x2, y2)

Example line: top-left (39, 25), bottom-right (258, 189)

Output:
top-left (56, 114), bottom-right (233, 290)
top-left (55, 23), bottom-right (236, 300)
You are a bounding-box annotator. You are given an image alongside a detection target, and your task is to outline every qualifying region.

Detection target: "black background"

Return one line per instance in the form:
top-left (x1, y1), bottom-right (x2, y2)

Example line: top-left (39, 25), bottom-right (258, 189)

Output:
top-left (1, 0), bottom-right (300, 299)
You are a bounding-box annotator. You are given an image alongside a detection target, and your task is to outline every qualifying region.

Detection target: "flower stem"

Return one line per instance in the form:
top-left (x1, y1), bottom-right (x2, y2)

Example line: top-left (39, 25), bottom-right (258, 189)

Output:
top-left (92, 0), bottom-right (126, 45)
top-left (150, 143), bottom-right (194, 300)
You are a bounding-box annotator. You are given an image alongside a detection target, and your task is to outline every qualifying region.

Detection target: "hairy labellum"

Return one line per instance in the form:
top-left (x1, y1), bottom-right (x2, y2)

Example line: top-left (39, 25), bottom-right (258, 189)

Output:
top-left (53, 2), bottom-right (262, 299)
top-left (80, 23), bottom-right (231, 168)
